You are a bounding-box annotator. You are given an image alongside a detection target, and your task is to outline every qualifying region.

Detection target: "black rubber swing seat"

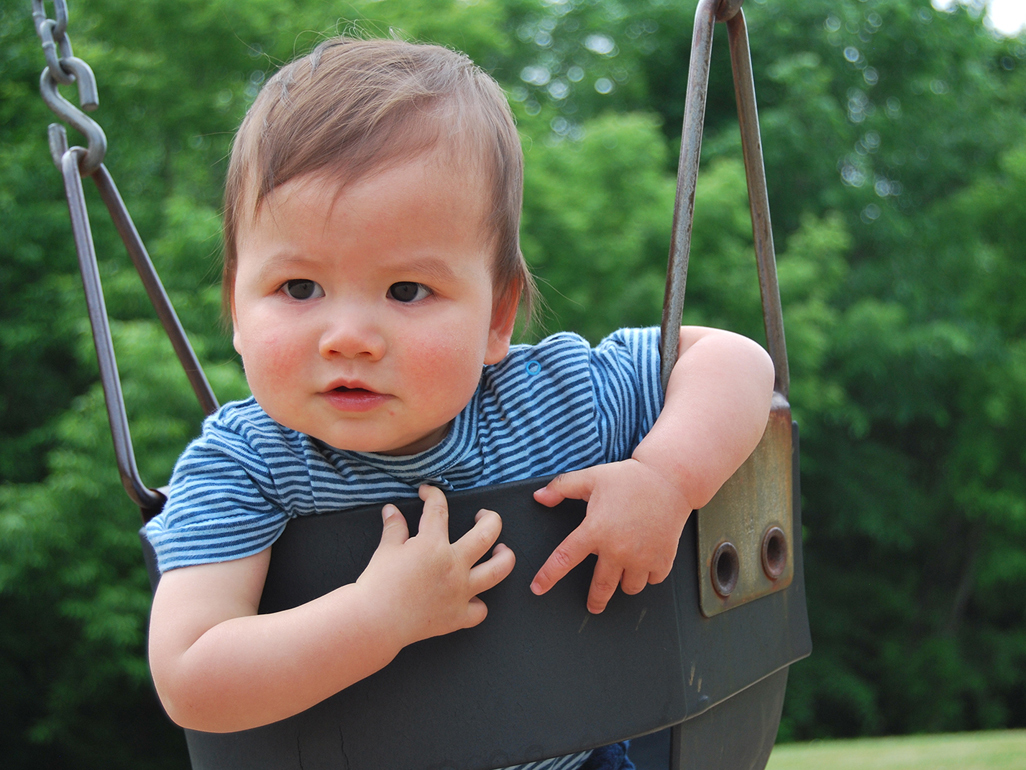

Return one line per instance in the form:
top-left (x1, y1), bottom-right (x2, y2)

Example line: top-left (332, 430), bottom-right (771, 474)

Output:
top-left (140, 423), bottom-right (809, 770)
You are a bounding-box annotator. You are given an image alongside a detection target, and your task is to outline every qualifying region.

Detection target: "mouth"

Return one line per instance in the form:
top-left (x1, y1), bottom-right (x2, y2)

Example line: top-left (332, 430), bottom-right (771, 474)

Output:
top-left (322, 381), bottom-right (390, 412)
top-left (325, 378), bottom-right (378, 394)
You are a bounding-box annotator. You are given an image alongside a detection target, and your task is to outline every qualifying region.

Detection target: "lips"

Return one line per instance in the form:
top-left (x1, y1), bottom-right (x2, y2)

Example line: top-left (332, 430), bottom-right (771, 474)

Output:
top-left (322, 381), bottom-right (391, 412)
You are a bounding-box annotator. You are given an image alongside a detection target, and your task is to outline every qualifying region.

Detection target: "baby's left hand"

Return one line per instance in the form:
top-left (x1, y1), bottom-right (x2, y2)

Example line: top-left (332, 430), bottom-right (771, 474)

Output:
top-left (531, 460), bottom-right (692, 614)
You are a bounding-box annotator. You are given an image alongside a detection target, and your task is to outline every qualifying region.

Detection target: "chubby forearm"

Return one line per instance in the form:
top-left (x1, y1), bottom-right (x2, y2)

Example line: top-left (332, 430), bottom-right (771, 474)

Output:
top-left (149, 556), bottom-right (408, 732)
top-left (149, 489), bottom-right (514, 733)
top-left (632, 326), bottom-right (775, 509)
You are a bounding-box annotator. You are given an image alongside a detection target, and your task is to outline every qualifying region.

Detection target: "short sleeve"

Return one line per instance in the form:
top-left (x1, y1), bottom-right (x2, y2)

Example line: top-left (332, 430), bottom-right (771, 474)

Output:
top-left (144, 403), bottom-right (292, 572)
top-left (589, 327), bottom-right (665, 463)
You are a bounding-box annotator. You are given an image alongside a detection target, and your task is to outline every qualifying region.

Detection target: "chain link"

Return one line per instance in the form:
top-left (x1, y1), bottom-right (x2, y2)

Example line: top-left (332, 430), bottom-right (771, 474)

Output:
top-left (32, 0), bottom-right (74, 84)
top-left (51, 0), bottom-right (68, 37)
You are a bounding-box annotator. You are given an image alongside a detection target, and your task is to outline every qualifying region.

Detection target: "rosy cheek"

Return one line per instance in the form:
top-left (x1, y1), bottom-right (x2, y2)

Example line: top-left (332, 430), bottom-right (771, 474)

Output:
top-left (407, 337), bottom-right (480, 407)
top-left (241, 330), bottom-right (296, 389)
top-left (265, 345), bottom-right (304, 387)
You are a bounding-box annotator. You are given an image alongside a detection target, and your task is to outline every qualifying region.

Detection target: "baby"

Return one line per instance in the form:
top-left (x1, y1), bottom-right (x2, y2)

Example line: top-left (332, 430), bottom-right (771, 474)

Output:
top-left (145, 36), bottom-right (774, 770)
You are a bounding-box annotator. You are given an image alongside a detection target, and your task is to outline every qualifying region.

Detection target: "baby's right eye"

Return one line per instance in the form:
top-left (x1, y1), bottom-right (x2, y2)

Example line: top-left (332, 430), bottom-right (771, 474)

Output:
top-left (281, 279), bottom-right (324, 300)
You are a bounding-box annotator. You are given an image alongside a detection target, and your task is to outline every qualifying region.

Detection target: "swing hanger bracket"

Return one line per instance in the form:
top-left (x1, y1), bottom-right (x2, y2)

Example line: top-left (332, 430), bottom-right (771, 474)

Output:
top-left (658, 0), bottom-right (796, 617)
top-left (31, 0), bottom-right (219, 518)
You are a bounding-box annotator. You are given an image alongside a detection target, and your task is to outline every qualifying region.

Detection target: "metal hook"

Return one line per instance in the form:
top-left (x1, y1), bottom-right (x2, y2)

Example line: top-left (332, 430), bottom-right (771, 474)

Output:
top-left (40, 57), bottom-right (106, 175)
top-left (48, 122), bottom-right (69, 168)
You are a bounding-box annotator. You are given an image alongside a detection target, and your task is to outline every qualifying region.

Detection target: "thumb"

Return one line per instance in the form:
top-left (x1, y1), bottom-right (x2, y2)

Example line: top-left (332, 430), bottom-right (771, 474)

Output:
top-left (534, 468), bottom-right (597, 507)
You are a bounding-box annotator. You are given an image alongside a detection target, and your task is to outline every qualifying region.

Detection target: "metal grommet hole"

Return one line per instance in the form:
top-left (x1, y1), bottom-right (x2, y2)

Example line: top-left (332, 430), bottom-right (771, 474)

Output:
top-left (761, 525), bottom-right (788, 580)
top-left (711, 541), bottom-right (739, 597)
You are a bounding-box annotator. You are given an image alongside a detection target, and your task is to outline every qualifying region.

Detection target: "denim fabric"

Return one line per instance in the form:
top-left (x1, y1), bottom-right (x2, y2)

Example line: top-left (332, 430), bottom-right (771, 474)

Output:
top-left (579, 742), bottom-right (635, 770)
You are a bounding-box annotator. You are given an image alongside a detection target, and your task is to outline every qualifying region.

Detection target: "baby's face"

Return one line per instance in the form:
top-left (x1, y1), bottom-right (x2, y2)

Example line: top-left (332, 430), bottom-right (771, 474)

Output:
top-left (231, 152), bottom-right (513, 455)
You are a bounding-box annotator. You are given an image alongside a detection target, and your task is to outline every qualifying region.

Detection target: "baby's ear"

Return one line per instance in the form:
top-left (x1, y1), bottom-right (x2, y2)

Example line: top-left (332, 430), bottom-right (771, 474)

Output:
top-left (485, 288), bottom-right (519, 365)
top-left (231, 309), bottom-right (243, 356)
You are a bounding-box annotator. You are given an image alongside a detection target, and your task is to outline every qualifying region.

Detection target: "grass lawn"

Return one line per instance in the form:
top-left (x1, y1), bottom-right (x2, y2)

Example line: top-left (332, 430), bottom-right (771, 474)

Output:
top-left (766, 730), bottom-right (1026, 770)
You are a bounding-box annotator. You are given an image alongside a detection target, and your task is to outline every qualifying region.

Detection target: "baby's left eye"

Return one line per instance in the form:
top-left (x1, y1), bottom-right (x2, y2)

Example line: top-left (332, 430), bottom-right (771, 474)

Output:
top-left (388, 282), bottom-right (432, 303)
top-left (281, 279), bottom-right (324, 300)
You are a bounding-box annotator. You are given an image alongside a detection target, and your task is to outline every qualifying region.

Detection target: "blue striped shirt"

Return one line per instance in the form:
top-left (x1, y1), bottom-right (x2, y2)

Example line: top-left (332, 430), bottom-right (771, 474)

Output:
top-left (147, 328), bottom-right (664, 571)
top-left (145, 328), bottom-right (663, 770)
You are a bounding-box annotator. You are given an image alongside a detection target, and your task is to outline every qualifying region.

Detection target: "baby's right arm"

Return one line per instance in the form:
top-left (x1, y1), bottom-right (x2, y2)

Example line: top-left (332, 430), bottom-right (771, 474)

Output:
top-left (147, 485), bottom-right (515, 732)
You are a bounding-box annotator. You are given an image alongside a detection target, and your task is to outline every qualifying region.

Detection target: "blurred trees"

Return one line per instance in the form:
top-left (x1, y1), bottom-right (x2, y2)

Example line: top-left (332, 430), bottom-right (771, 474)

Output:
top-left (1, 0), bottom-right (1024, 766)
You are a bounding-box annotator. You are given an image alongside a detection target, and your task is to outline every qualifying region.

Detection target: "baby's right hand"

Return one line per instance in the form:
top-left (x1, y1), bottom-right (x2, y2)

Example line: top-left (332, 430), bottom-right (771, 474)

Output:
top-left (356, 485), bottom-right (515, 646)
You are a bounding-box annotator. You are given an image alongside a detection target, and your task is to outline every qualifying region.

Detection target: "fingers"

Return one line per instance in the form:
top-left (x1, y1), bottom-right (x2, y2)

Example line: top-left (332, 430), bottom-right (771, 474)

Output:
top-left (586, 557), bottom-right (624, 614)
top-left (416, 484), bottom-right (449, 537)
top-left (619, 569), bottom-right (650, 597)
top-left (452, 507), bottom-right (503, 567)
top-left (456, 544), bottom-right (515, 631)
top-left (461, 596), bottom-right (489, 629)
top-left (412, 489), bottom-right (509, 577)
top-left (530, 528), bottom-right (591, 596)
top-left (469, 543), bottom-right (516, 595)
top-left (378, 504), bottom-right (410, 546)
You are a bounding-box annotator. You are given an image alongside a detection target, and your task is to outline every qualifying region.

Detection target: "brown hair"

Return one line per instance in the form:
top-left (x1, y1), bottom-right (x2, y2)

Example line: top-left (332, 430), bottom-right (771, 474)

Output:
top-left (222, 36), bottom-right (534, 320)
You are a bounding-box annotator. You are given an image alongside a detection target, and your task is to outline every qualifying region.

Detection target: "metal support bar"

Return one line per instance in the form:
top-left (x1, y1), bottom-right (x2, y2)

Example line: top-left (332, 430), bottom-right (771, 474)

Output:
top-left (58, 143), bottom-right (165, 510)
top-left (659, 0), bottom-right (789, 401)
top-left (91, 163), bottom-right (219, 417)
top-left (660, 0), bottom-right (718, 392)
top-left (48, 124), bottom-right (219, 516)
top-left (726, 11), bottom-right (789, 398)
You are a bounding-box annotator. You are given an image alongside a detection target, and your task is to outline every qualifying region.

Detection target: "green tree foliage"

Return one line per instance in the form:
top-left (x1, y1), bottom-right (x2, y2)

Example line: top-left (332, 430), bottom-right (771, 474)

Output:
top-left (2, 0), bottom-right (1025, 766)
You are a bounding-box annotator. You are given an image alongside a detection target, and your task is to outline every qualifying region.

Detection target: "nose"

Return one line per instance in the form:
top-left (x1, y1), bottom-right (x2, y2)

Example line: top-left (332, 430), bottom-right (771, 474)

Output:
top-left (318, 309), bottom-right (386, 361)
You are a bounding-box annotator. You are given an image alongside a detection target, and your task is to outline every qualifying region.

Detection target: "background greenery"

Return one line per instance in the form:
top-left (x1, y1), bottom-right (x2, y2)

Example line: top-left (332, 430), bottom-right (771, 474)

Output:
top-left (2, 0), bottom-right (1024, 766)
top-left (765, 729), bottom-right (1026, 770)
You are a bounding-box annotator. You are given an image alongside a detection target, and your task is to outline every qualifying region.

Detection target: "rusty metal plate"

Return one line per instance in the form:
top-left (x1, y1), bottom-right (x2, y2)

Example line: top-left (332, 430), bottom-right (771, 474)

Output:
top-left (697, 395), bottom-right (793, 617)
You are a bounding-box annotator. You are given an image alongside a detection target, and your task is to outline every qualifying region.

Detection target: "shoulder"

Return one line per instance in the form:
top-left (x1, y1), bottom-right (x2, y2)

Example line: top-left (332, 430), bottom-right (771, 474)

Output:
top-left (172, 397), bottom-right (319, 484)
top-left (484, 332), bottom-right (592, 391)
top-left (509, 330), bottom-right (593, 360)
top-left (587, 326), bottom-right (662, 383)
top-left (594, 326), bottom-right (662, 355)
top-left (505, 328), bottom-right (660, 357)
top-left (195, 397), bottom-right (308, 454)
top-left (483, 329), bottom-right (661, 390)
top-left (203, 397), bottom-right (285, 441)
top-left (589, 327), bottom-right (662, 376)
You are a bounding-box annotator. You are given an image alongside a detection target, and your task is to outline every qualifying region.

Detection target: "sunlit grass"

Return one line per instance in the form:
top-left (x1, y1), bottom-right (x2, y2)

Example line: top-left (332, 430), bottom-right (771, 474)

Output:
top-left (766, 730), bottom-right (1026, 770)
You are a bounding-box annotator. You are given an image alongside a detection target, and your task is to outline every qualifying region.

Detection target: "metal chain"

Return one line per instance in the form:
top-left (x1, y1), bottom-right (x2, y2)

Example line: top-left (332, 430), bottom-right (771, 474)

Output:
top-left (32, 0), bottom-right (73, 84)
top-left (31, 0), bottom-right (220, 518)
top-left (32, 0), bottom-right (107, 174)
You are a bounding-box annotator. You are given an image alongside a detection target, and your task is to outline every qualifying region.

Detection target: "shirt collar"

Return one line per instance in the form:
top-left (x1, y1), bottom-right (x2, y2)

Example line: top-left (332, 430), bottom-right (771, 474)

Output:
top-left (324, 395), bottom-right (478, 484)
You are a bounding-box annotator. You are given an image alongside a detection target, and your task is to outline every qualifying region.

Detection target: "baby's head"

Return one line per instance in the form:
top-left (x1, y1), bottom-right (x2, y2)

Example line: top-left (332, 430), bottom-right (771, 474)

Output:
top-left (223, 36), bottom-right (531, 320)
top-left (223, 37), bottom-right (533, 455)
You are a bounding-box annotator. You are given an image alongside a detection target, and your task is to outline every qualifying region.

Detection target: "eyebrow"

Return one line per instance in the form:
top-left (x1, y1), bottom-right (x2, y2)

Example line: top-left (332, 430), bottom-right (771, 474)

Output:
top-left (397, 256), bottom-right (460, 284)
top-left (254, 253), bottom-right (320, 284)
top-left (255, 253), bottom-right (463, 284)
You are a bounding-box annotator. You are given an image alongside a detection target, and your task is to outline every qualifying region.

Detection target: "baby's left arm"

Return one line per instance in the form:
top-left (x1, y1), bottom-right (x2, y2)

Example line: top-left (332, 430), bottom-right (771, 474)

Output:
top-left (531, 326), bottom-right (775, 614)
